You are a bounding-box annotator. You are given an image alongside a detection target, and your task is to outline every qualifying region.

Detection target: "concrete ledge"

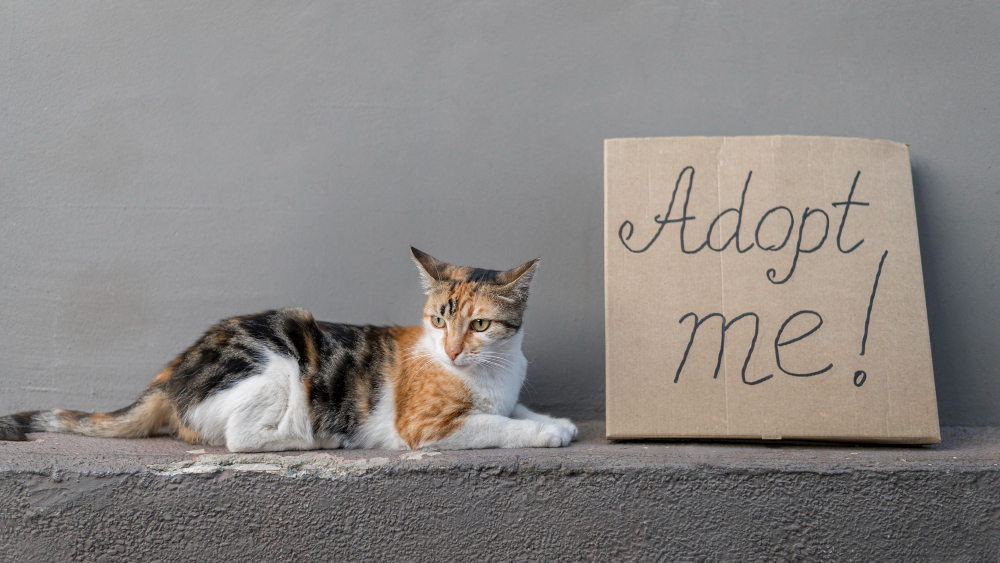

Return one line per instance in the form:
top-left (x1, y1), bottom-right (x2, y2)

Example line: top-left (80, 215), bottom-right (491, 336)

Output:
top-left (1, 423), bottom-right (997, 561)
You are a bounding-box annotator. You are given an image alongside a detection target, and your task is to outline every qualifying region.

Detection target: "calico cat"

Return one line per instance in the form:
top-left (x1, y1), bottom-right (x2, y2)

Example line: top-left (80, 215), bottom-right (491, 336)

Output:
top-left (0, 248), bottom-right (577, 452)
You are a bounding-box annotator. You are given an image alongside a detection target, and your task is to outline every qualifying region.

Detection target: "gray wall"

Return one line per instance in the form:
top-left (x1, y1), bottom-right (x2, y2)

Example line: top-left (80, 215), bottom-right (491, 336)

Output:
top-left (0, 1), bottom-right (997, 424)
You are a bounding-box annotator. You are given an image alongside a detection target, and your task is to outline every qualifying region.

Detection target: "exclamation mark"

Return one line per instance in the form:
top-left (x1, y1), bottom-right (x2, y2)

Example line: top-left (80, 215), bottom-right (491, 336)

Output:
top-left (855, 250), bottom-right (889, 387)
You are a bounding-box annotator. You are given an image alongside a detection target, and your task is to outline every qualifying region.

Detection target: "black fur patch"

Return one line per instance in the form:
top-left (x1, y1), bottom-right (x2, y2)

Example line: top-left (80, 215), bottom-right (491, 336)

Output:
top-left (465, 268), bottom-right (501, 283)
top-left (162, 310), bottom-right (391, 443)
top-left (308, 323), bottom-right (388, 436)
top-left (497, 319), bottom-right (522, 331)
top-left (0, 417), bottom-right (27, 441)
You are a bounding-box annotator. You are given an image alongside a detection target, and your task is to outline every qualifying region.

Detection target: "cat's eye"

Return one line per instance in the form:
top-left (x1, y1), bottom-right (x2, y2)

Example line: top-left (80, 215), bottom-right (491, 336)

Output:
top-left (470, 319), bottom-right (491, 332)
top-left (431, 316), bottom-right (446, 328)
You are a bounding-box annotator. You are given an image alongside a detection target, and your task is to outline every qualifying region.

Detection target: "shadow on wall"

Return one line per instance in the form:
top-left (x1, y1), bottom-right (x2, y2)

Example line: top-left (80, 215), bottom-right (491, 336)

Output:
top-left (910, 158), bottom-right (954, 424)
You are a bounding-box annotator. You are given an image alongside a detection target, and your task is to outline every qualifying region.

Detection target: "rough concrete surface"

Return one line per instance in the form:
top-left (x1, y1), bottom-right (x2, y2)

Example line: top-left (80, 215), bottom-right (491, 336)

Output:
top-left (0, 422), bottom-right (997, 562)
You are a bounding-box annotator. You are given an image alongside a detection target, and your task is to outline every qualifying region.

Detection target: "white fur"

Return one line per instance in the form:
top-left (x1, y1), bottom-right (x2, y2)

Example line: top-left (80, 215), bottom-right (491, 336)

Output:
top-left (427, 328), bottom-right (526, 415)
top-left (510, 403), bottom-right (578, 443)
top-left (185, 351), bottom-right (319, 452)
top-left (345, 382), bottom-right (408, 450)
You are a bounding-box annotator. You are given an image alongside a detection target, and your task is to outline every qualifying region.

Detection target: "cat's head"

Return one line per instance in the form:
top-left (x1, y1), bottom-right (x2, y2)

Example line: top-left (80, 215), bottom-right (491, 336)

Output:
top-left (410, 247), bottom-right (537, 369)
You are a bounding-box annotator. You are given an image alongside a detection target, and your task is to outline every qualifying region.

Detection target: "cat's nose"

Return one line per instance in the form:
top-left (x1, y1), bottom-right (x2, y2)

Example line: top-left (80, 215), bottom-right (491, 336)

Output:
top-left (446, 349), bottom-right (461, 361)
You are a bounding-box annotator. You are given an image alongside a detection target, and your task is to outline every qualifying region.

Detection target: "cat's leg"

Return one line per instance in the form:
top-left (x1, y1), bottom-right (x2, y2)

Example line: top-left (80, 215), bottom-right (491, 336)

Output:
top-left (225, 356), bottom-right (318, 452)
top-left (188, 352), bottom-right (318, 453)
top-left (425, 413), bottom-right (571, 450)
top-left (224, 393), bottom-right (317, 453)
top-left (510, 403), bottom-right (578, 443)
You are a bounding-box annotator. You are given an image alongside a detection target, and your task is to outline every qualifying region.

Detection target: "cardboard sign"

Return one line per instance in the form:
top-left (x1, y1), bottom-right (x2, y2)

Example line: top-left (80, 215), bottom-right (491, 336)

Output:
top-left (604, 136), bottom-right (940, 444)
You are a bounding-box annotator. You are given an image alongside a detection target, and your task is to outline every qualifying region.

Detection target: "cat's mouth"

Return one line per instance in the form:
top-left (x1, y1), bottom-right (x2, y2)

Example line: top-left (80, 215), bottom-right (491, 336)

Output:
top-left (443, 352), bottom-right (476, 369)
top-left (449, 357), bottom-right (471, 368)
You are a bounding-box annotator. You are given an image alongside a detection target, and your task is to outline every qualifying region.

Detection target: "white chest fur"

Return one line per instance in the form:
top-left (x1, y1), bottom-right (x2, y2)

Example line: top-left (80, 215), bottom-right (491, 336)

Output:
top-left (451, 330), bottom-right (527, 417)
top-left (469, 363), bottom-right (525, 416)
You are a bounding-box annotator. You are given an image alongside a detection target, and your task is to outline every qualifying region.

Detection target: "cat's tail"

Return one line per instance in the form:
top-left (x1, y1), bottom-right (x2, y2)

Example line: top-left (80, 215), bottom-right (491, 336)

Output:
top-left (0, 389), bottom-right (175, 441)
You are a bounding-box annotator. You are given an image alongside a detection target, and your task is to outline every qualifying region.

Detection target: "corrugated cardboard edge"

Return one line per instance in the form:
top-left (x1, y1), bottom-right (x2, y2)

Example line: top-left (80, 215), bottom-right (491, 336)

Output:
top-left (604, 134), bottom-right (906, 145)
top-left (892, 139), bottom-right (942, 445)
top-left (603, 138), bottom-right (615, 444)
top-left (605, 434), bottom-right (941, 446)
top-left (603, 135), bottom-right (942, 446)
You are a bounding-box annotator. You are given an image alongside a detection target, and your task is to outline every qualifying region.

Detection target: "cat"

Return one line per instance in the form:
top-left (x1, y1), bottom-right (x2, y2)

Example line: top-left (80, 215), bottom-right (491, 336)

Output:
top-left (0, 248), bottom-right (577, 452)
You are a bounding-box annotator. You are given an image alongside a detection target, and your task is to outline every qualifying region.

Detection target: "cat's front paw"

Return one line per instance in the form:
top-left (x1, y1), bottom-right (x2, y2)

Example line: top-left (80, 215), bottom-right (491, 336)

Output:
top-left (526, 422), bottom-right (572, 448)
top-left (551, 417), bottom-right (578, 442)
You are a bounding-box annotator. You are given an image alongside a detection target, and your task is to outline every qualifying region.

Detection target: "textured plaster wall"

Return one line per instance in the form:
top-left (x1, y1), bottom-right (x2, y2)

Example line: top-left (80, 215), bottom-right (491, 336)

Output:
top-left (0, 1), bottom-right (997, 423)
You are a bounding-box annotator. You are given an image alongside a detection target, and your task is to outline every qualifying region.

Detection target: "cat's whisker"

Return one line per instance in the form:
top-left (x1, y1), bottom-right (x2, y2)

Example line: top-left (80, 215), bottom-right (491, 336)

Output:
top-left (473, 354), bottom-right (517, 371)
top-left (482, 353), bottom-right (515, 367)
top-left (479, 360), bottom-right (517, 373)
top-left (409, 355), bottom-right (442, 377)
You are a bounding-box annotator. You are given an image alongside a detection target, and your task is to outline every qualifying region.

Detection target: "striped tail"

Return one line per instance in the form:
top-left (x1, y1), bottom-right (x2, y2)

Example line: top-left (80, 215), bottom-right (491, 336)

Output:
top-left (0, 389), bottom-right (175, 441)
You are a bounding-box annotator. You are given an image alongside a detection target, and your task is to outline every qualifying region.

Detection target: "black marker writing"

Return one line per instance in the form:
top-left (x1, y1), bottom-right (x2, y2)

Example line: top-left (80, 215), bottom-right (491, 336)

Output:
top-left (619, 166), bottom-right (703, 254)
top-left (706, 171), bottom-right (755, 253)
top-left (861, 250), bottom-right (889, 356)
top-left (766, 208), bottom-right (829, 285)
top-left (618, 167), bottom-right (869, 284)
top-left (754, 206), bottom-right (794, 251)
top-left (854, 370), bottom-right (867, 387)
top-left (774, 310), bottom-right (833, 377)
top-left (675, 312), bottom-right (768, 385)
top-left (831, 171), bottom-right (870, 253)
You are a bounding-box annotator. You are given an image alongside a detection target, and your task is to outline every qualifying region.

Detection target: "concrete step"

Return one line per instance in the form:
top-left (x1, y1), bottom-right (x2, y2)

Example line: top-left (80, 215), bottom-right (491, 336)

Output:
top-left (1, 422), bottom-right (997, 561)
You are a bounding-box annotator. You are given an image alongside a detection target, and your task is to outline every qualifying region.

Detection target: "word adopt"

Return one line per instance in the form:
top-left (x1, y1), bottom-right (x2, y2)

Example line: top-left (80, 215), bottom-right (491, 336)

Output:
top-left (618, 166), bottom-right (870, 284)
top-left (618, 166), bottom-right (887, 387)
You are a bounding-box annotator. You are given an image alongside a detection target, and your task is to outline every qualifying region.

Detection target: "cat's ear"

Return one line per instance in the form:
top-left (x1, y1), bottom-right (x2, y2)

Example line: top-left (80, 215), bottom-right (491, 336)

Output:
top-left (410, 247), bottom-right (450, 293)
top-left (497, 258), bottom-right (539, 298)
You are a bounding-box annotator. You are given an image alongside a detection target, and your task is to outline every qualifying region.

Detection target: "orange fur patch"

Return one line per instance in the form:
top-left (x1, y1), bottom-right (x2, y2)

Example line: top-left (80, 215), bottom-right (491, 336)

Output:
top-left (354, 377), bottom-right (371, 420)
top-left (149, 366), bottom-right (173, 387)
top-left (55, 390), bottom-right (179, 439)
top-left (288, 308), bottom-right (321, 376)
top-left (392, 327), bottom-right (472, 449)
top-left (302, 330), bottom-right (319, 376)
top-left (108, 392), bottom-right (174, 438)
top-left (174, 422), bottom-right (203, 444)
top-left (165, 402), bottom-right (202, 444)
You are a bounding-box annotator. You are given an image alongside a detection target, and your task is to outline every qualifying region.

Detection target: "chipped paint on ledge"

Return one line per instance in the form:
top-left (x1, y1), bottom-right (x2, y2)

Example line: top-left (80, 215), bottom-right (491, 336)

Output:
top-left (147, 452), bottom-right (393, 478)
top-left (147, 450), bottom-right (444, 477)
